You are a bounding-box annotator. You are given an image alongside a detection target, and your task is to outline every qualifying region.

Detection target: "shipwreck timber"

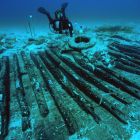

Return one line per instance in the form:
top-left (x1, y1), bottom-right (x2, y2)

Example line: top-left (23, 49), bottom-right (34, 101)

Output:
top-left (0, 41), bottom-right (140, 140)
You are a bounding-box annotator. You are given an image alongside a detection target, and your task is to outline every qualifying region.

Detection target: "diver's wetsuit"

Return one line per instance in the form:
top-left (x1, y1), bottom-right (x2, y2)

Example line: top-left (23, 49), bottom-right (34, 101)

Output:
top-left (38, 3), bottom-right (73, 37)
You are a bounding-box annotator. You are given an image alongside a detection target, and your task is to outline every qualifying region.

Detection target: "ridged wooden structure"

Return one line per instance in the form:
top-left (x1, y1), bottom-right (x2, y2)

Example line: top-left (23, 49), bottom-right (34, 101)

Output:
top-left (0, 42), bottom-right (140, 140)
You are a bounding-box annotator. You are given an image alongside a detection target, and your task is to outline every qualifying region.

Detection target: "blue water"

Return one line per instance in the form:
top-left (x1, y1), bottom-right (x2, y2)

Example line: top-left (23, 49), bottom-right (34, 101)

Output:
top-left (0, 0), bottom-right (140, 25)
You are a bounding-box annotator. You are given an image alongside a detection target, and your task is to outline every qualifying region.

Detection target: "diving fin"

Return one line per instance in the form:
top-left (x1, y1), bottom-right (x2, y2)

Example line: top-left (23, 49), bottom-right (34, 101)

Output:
top-left (38, 7), bottom-right (50, 16)
top-left (61, 2), bottom-right (69, 10)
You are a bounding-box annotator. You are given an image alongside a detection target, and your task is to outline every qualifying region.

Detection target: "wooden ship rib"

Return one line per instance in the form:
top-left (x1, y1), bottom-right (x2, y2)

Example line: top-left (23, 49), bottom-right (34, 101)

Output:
top-left (0, 41), bottom-right (140, 140)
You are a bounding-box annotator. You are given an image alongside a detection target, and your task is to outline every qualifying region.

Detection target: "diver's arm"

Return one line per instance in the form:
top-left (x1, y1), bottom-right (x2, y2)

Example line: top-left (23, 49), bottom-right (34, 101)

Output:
top-left (68, 21), bottom-right (73, 37)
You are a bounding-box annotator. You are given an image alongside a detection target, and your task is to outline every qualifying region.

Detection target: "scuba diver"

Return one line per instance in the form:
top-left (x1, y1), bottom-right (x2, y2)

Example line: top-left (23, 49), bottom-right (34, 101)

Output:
top-left (38, 2), bottom-right (73, 37)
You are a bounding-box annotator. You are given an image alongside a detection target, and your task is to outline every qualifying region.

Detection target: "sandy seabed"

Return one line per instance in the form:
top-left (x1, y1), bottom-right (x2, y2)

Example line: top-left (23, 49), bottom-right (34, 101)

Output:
top-left (0, 20), bottom-right (140, 140)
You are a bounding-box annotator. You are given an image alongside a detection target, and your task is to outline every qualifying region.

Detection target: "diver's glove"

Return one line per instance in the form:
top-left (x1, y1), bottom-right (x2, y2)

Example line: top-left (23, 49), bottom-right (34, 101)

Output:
top-left (38, 7), bottom-right (49, 15)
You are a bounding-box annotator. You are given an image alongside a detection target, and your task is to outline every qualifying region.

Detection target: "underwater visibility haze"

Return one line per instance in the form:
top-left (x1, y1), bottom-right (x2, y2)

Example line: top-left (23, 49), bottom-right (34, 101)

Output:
top-left (0, 0), bottom-right (140, 140)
